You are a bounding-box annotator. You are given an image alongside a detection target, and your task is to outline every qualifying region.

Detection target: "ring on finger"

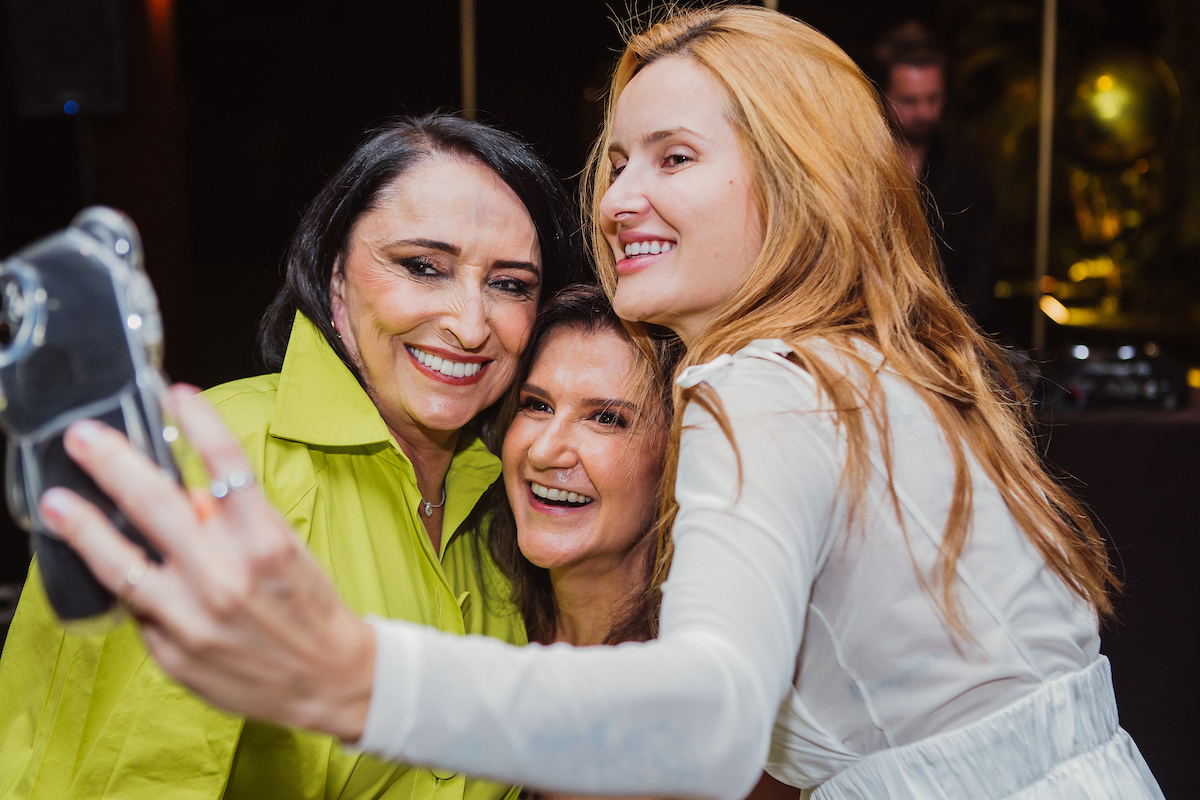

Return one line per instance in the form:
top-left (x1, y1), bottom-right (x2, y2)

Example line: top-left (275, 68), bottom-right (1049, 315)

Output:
top-left (125, 558), bottom-right (149, 592)
top-left (210, 470), bottom-right (256, 500)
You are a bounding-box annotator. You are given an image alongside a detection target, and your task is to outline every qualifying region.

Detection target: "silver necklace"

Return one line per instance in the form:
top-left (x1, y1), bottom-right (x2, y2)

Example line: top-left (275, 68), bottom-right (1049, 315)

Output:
top-left (421, 486), bottom-right (447, 518)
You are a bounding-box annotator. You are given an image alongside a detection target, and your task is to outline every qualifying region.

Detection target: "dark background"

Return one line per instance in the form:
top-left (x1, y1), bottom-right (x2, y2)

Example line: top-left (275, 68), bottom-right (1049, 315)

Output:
top-left (0, 1), bottom-right (1196, 795)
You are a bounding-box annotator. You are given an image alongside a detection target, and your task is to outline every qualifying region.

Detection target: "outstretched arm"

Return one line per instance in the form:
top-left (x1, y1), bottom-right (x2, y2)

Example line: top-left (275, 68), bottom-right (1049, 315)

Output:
top-left (45, 358), bottom-right (834, 799)
top-left (353, 358), bottom-right (833, 796)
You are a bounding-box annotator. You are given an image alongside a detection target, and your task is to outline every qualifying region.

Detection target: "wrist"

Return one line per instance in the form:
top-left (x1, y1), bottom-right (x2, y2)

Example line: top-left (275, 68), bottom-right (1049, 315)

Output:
top-left (303, 610), bottom-right (376, 742)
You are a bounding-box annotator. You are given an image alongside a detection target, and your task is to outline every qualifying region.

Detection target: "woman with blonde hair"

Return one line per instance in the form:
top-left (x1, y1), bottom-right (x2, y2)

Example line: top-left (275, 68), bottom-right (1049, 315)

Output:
top-left (40, 5), bottom-right (1162, 799)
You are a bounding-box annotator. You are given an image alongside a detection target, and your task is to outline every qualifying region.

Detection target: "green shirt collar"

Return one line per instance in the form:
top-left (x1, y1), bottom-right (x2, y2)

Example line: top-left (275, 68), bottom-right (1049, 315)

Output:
top-left (268, 313), bottom-right (501, 522)
top-left (271, 311), bottom-right (398, 446)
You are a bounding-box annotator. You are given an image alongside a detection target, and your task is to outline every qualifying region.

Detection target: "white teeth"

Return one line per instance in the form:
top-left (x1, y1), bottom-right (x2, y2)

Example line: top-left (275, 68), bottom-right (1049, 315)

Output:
top-left (530, 482), bottom-right (592, 506)
top-left (409, 346), bottom-right (483, 378)
top-left (623, 240), bottom-right (674, 257)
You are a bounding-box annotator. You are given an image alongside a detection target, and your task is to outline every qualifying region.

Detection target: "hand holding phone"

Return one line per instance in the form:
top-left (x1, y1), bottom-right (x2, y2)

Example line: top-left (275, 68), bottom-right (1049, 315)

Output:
top-left (0, 206), bottom-right (178, 626)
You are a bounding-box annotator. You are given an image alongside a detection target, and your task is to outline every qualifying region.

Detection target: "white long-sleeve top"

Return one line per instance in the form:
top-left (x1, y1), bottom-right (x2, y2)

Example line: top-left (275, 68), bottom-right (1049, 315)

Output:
top-left (359, 340), bottom-right (1100, 799)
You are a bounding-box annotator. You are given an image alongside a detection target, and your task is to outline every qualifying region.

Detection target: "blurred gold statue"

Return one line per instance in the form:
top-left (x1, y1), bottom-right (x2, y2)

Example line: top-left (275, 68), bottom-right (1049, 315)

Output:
top-left (1048, 52), bottom-right (1179, 327)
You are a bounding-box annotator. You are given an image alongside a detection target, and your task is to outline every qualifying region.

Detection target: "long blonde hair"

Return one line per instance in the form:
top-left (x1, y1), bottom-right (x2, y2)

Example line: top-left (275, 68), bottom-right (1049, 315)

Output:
top-left (581, 5), bottom-right (1117, 632)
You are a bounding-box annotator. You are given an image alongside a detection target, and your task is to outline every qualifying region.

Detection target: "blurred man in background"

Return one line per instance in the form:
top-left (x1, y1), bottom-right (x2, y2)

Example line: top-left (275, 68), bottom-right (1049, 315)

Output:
top-left (877, 22), bottom-right (999, 330)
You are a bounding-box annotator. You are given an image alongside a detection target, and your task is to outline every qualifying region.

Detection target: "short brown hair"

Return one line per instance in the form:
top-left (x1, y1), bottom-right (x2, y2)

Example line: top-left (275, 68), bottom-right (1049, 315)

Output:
top-left (874, 20), bottom-right (947, 88)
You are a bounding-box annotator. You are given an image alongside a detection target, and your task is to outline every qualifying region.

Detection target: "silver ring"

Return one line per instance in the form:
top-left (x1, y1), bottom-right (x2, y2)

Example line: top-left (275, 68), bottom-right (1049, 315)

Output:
top-left (125, 558), bottom-right (148, 589)
top-left (210, 470), bottom-right (256, 500)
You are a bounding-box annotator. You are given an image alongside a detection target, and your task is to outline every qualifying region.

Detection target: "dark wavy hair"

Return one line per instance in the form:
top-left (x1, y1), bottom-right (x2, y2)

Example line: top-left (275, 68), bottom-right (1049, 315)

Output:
top-left (257, 113), bottom-right (584, 448)
top-left (481, 284), bottom-right (683, 645)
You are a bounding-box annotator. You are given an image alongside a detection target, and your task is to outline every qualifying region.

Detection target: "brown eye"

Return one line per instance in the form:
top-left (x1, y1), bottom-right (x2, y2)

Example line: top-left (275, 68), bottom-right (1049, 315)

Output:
top-left (489, 276), bottom-right (534, 298)
top-left (400, 256), bottom-right (440, 277)
top-left (520, 396), bottom-right (552, 414)
top-left (592, 409), bottom-right (628, 428)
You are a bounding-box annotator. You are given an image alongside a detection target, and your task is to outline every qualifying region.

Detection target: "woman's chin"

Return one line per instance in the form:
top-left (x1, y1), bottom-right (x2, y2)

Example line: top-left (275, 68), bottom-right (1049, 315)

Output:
top-left (370, 373), bottom-right (507, 441)
top-left (611, 294), bottom-right (661, 328)
top-left (401, 404), bottom-right (493, 437)
top-left (516, 537), bottom-right (586, 573)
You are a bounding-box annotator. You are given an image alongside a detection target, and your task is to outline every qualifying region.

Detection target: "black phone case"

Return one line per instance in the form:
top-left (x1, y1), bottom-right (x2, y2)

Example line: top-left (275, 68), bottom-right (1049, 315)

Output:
top-left (0, 207), bottom-right (177, 623)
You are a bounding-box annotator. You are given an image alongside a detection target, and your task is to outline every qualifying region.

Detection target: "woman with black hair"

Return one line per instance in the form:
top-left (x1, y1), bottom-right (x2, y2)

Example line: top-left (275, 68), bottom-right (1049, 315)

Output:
top-left (0, 113), bottom-right (580, 800)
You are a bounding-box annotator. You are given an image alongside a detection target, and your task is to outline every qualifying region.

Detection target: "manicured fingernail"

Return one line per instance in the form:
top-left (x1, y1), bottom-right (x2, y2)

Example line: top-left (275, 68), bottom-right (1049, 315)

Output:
top-left (68, 419), bottom-right (104, 445)
top-left (41, 488), bottom-right (74, 520)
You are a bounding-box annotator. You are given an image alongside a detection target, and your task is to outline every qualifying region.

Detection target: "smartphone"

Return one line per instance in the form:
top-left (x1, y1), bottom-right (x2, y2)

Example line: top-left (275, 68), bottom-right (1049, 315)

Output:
top-left (0, 206), bottom-right (178, 627)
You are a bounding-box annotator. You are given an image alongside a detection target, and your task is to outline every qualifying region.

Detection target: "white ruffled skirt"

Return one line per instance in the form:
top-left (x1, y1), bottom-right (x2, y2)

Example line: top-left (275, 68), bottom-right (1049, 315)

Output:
top-left (811, 656), bottom-right (1163, 800)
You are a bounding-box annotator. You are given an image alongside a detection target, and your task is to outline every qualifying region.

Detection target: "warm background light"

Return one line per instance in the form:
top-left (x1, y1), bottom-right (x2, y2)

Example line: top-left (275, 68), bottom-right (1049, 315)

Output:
top-left (147, 0), bottom-right (173, 37)
top-left (1039, 295), bottom-right (1071, 325)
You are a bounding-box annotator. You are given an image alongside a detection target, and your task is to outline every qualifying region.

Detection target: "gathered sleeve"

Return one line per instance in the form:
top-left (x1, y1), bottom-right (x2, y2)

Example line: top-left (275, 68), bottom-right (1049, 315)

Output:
top-left (358, 354), bottom-right (840, 799)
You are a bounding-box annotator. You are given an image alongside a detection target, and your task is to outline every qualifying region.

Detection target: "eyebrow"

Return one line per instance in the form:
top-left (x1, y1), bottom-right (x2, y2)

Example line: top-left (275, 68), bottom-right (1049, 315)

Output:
top-left (386, 237), bottom-right (459, 255)
top-left (495, 260), bottom-right (542, 278)
top-left (584, 398), bottom-right (639, 415)
top-left (607, 126), bottom-right (707, 156)
top-left (386, 238), bottom-right (541, 277)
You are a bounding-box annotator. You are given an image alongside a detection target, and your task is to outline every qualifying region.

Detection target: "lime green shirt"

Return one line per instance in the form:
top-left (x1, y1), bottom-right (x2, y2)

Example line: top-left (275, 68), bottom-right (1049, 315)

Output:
top-left (0, 313), bottom-right (525, 800)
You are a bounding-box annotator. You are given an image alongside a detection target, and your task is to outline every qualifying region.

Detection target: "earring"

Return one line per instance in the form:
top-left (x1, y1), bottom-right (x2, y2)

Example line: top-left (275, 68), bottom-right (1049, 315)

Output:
top-left (331, 319), bottom-right (342, 340)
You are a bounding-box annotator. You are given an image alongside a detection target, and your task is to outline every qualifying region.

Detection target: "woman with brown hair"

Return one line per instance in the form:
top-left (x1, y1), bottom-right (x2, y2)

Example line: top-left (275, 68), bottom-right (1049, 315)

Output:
top-left (486, 285), bottom-right (672, 651)
top-left (40, 6), bottom-right (1161, 799)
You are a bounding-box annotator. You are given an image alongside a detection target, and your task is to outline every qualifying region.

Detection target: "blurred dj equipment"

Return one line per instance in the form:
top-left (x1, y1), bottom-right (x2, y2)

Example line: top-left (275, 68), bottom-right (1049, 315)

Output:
top-left (1041, 343), bottom-right (1188, 412)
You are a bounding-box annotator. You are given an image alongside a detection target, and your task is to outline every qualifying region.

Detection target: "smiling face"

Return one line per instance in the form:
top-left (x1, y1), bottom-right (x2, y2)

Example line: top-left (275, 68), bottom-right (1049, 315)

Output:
top-left (503, 324), bottom-right (666, 578)
top-left (330, 156), bottom-right (542, 444)
top-left (599, 56), bottom-right (763, 345)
